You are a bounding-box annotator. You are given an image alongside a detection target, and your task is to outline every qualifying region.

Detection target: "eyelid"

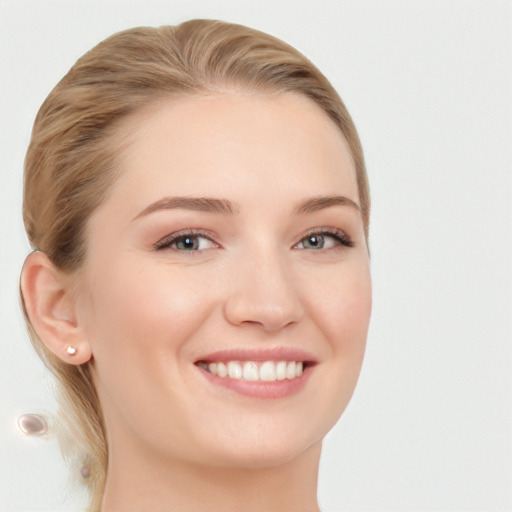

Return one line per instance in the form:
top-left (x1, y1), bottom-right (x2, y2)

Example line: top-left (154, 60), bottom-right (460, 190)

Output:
top-left (293, 227), bottom-right (354, 249)
top-left (152, 226), bottom-right (353, 252)
top-left (153, 229), bottom-right (219, 251)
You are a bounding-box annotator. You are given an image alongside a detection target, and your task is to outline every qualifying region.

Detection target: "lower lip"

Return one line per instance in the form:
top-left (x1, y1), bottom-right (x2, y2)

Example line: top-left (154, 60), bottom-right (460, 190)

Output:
top-left (196, 365), bottom-right (313, 399)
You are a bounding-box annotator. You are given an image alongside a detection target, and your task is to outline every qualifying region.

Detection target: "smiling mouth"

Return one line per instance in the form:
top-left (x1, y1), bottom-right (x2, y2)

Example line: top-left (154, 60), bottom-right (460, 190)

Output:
top-left (196, 360), bottom-right (309, 382)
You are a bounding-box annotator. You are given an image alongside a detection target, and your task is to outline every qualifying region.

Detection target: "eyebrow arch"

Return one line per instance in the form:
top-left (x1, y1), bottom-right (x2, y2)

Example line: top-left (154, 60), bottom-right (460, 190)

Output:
top-left (133, 196), bottom-right (239, 220)
top-left (294, 195), bottom-right (362, 215)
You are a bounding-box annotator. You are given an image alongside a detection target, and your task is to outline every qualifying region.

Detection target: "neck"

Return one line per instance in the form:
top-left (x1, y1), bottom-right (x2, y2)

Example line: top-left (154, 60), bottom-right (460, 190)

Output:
top-left (100, 441), bottom-right (322, 512)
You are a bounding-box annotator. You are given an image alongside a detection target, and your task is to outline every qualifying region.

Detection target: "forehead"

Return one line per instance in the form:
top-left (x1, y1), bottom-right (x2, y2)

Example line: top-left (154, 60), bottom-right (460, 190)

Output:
top-left (108, 92), bottom-right (359, 213)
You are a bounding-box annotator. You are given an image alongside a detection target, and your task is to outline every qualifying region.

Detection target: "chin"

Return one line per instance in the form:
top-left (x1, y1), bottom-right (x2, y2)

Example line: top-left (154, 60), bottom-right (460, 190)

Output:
top-left (184, 413), bottom-right (329, 471)
top-left (202, 438), bottom-right (323, 471)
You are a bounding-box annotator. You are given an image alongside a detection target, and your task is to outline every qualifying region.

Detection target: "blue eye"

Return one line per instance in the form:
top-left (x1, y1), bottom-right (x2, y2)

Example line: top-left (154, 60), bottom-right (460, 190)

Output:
top-left (301, 234), bottom-right (326, 249)
top-left (175, 236), bottom-right (200, 251)
top-left (295, 230), bottom-right (353, 250)
top-left (154, 231), bottom-right (218, 251)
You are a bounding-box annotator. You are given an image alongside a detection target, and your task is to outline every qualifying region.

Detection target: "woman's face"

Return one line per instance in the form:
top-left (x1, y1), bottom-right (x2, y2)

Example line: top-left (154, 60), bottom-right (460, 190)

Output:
top-left (77, 92), bottom-right (371, 469)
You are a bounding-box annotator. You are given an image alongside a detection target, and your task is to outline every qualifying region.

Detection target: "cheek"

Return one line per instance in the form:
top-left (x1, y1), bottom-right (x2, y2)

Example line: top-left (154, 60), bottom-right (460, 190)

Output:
top-left (311, 260), bottom-right (372, 352)
top-left (80, 258), bottom-right (220, 446)
top-left (310, 260), bottom-right (371, 402)
top-left (286, 260), bottom-right (371, 443)
top-left (82, 258), bottom-right (214, 362)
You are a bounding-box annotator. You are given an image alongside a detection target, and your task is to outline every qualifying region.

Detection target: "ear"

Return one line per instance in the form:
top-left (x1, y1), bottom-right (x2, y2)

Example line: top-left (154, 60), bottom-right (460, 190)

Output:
top-left (21, 251), bottom-right (92, 365)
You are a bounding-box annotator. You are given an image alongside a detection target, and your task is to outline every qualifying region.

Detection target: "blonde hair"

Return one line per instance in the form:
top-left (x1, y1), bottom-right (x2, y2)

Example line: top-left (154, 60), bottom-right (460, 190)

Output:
top-left (22, 19), bottom-right (369, 510)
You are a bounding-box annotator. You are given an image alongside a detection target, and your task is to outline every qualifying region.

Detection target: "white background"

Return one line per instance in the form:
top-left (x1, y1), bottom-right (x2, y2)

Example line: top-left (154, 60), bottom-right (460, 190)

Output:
top-left (1, 1), bottom-right (511, 511)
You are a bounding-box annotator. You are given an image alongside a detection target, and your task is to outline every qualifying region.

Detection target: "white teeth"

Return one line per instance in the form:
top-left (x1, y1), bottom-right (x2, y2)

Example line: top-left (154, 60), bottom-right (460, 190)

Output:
top-left (243, 362), bottom-right (259, 381)
top-left (259, 361), bottom-right (276, 381)
top-left (200, 360), bottom-right (306, 382)
top-left (276, 361), bottom-right (287, 380)
top-left (286, 361), bottom-right (297, 379)
top-left (216, 362), bottom-right (227, 377)
top-left (227, 361), bottom-right (242, 379)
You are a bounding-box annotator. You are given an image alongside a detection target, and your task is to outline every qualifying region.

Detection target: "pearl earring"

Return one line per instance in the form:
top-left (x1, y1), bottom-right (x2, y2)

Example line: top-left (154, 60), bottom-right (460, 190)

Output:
top-left (66, 346), bottom-right (77, 356)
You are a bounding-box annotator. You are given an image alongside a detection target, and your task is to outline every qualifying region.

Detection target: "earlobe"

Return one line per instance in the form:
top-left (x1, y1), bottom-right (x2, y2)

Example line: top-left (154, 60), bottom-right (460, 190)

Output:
top-left (21, 251), bottom-right (92, 365)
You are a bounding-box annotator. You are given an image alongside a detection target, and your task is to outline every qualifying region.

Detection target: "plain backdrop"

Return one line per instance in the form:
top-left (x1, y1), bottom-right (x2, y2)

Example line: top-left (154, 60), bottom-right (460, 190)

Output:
top-left (1, 1), bottom-right (511, 511)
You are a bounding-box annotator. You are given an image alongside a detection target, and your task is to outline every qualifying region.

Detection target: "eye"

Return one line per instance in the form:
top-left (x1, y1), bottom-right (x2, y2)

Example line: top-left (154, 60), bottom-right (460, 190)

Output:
top-left (294, 229), bottom-right (353, 250)
top-left (154, 230), bottom-right (218, 251)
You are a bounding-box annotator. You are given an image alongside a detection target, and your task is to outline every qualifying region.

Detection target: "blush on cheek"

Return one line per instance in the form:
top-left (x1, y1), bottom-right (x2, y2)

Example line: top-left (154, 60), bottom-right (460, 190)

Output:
top-left (99, 269), bottom-right (211, 357)
top-left (344, 268), bottom-right (372, 322)
top-left (329, 287), bottom-right (367, 332)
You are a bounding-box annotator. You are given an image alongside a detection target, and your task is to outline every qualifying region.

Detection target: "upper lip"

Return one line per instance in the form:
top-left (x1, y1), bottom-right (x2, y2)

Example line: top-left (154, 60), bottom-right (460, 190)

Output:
top-left (194, 347), bottom-right (318, 364)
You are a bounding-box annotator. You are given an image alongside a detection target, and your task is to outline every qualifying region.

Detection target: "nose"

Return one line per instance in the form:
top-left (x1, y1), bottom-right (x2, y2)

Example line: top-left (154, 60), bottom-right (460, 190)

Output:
top-left (223, 248), bottom-right (305, 332)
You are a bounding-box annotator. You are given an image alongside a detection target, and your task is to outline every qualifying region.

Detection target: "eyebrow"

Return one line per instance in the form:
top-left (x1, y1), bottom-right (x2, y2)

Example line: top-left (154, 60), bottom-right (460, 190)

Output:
top-left (294, 195), bottom-right (362, 215)
top-left (133, 194), bottom-right (361, 221)
top-left (133, 196), bottom-right (239, 220)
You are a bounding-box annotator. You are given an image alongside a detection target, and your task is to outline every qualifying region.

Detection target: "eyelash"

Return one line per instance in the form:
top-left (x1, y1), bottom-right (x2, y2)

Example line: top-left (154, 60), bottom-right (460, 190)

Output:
top-left (295, 228), bottom-right (354, 250)
top-left (153, 227), bottom-right (354, 252)
top-left (153, 229), bottom-right (218, 251)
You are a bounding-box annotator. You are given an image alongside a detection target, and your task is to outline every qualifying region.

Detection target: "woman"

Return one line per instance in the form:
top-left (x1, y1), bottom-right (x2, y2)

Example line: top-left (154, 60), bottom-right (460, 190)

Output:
top-left (20, 19), bottom-right (371, 512)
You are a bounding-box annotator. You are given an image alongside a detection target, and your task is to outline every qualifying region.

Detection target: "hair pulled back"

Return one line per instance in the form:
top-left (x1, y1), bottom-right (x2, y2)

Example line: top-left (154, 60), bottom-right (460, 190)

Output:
top-left (22, 19), bottom-right (369, 510)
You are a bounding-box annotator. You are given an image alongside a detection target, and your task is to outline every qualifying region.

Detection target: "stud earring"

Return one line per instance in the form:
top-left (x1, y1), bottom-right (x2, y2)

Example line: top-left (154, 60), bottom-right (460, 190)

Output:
top-left (66, 346), bottom-right (77, 356)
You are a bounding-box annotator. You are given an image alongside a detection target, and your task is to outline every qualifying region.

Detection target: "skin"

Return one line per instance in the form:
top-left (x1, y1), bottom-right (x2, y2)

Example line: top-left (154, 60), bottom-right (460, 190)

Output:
top-left (24, 92), bottom-right (371, 511)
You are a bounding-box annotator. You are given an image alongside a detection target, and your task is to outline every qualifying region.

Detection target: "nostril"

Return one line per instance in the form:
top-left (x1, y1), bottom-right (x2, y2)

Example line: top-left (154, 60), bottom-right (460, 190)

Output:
top-left (222, 263), bottom-right (305, 331)
top-left (223, 299), bottom-right (304, 332)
